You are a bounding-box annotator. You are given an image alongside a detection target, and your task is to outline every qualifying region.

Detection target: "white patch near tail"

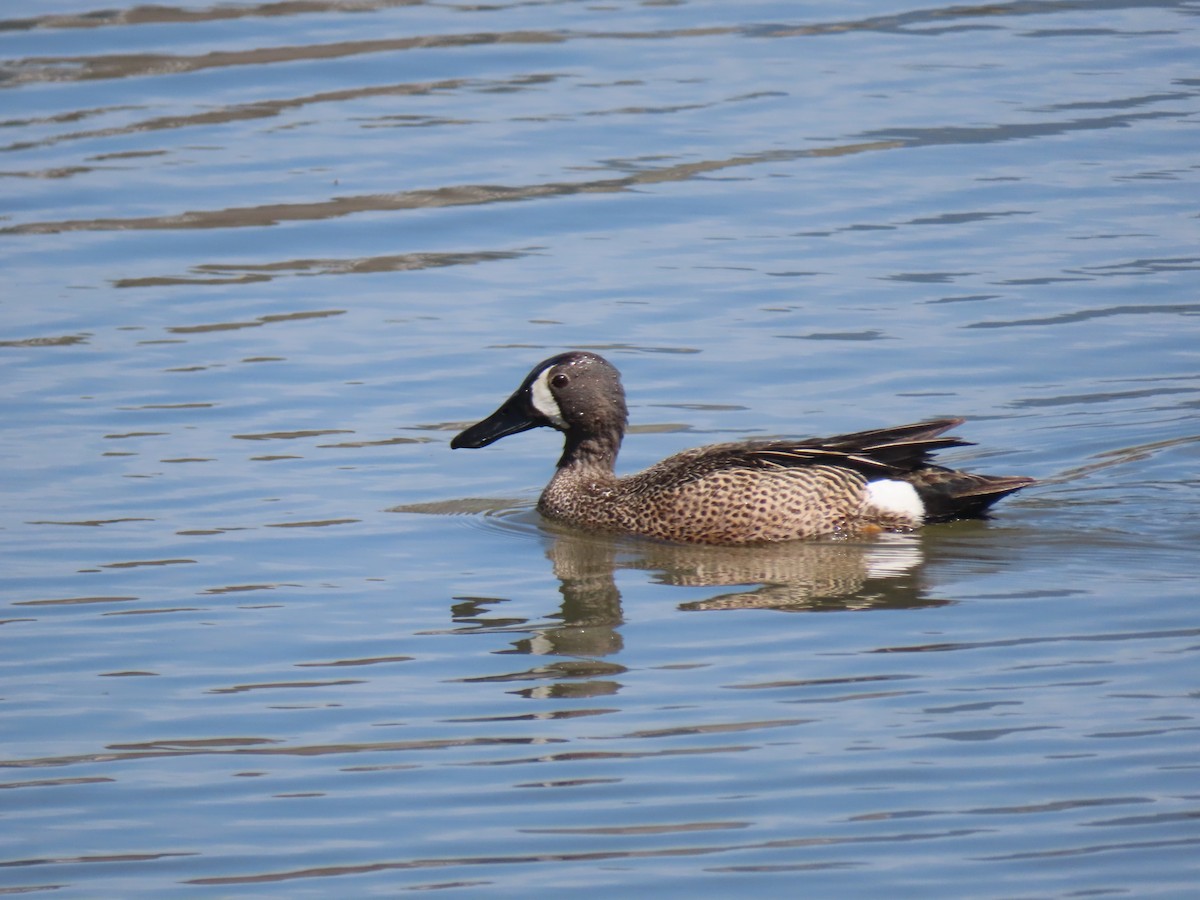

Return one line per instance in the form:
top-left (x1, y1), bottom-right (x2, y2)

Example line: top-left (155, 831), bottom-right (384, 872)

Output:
top-left (530, 367), bottom-right (567, 427)
top-left (865, 479), bottom-right (925, 522)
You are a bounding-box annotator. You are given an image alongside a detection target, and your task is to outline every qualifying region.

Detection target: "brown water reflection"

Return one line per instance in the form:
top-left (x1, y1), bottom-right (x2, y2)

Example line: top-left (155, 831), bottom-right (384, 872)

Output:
top-left (3, 141), bottom-right (900, 235)
top-left (116, 249), bottom-right (535, 288)
top-left (0, 75), bottom-right (548, 156)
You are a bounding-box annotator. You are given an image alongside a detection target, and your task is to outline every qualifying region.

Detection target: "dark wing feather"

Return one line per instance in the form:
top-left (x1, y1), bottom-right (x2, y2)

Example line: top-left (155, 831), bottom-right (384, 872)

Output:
top-left (743, 418), bottom-right (971, 478)
top-left (643, 419), bottom-right (971, 485)
top-left (817, 418), bottom-right (967, 448)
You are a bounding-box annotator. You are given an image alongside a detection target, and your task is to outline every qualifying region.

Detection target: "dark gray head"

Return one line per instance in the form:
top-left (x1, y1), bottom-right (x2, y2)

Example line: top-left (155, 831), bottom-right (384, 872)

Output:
top-left (450, 351), bottom-right (628, 451)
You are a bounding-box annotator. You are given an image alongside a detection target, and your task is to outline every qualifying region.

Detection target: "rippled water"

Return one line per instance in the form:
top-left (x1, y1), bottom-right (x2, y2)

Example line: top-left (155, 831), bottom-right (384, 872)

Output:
top-left (3, 1), bottom-right (1199, 896)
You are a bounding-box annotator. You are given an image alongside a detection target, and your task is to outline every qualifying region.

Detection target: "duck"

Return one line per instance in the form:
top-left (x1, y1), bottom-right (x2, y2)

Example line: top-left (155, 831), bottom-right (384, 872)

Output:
top-left (450, 350), bottom-right (1034, 545)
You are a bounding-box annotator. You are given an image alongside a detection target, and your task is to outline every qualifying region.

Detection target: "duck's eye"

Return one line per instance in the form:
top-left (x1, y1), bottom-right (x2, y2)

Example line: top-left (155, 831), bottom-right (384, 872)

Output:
top-left (551, 373), bottom-right (569, 389)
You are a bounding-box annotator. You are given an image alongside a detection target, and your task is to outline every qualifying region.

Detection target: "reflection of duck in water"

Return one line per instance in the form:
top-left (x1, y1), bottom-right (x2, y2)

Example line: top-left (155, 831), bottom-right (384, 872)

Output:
top-left (546, 527), bottom-right (941, 613)
top-left (391, 500), bottom-right (941, 621)
top-left (452, 351), bottom-right (1034, 545)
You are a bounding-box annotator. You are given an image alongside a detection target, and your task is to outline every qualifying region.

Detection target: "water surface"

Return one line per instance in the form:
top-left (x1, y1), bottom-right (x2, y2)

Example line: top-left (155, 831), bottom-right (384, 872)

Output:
top-left (2, 1), bottom-right (1199, 896)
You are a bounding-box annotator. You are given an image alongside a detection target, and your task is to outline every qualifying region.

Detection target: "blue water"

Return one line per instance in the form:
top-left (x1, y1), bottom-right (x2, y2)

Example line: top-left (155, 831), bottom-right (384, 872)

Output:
top-left (2, 1), bottom-right (1199, 896)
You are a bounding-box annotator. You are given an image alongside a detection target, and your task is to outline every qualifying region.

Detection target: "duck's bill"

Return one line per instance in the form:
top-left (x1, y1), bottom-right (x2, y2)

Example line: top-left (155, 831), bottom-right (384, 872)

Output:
top-left (450, 395), bottom-right (541, 449)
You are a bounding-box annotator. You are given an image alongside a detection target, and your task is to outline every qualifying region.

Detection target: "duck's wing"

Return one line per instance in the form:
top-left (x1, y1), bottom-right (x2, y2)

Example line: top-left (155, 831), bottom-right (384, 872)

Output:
top-left (747, 419), bottom-right (1035, 520)
top-left (627, 418), bottom-right (1034, 522)
top-left (634, 419), bottom-right (970, 489)
top-left (738, 418), bottom-right (973, 478)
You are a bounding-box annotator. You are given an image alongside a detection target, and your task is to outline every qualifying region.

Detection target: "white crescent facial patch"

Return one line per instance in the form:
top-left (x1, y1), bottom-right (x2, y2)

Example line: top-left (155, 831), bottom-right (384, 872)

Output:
top-left (530, 367), bottom-right (567, 428)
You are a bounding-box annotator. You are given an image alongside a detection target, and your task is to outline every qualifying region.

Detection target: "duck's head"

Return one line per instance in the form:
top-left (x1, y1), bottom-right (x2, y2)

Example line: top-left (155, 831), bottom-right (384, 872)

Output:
top-left (451, 351), bottom-right (628, 450)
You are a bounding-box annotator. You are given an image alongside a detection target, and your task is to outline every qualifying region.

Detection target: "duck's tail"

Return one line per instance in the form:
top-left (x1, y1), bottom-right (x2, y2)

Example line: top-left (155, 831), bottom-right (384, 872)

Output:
top-left (907, 469), bottom-right (1036, 522)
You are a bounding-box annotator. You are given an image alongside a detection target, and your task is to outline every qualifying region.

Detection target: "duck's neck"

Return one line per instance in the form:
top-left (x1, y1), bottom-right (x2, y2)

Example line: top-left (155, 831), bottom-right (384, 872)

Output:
top-left (557, 427), bottom-right (622, 475)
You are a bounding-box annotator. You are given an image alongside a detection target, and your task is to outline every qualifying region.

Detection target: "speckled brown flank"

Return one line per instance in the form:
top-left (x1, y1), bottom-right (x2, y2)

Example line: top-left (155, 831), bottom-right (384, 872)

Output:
top-left (452, 351), bottom-right (1035, 545)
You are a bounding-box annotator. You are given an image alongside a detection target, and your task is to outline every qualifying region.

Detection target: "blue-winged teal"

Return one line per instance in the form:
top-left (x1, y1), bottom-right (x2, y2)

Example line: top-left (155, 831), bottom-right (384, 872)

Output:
top-left (451, 351), bottom-right (1034, 545)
